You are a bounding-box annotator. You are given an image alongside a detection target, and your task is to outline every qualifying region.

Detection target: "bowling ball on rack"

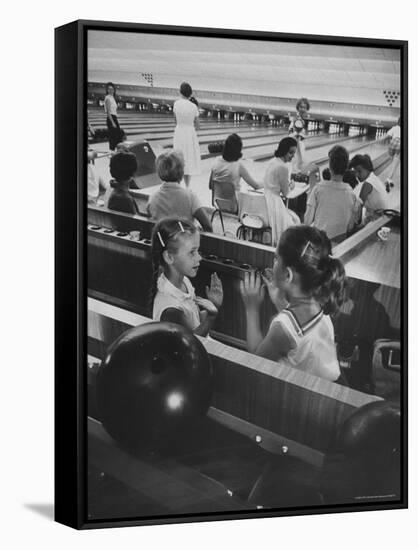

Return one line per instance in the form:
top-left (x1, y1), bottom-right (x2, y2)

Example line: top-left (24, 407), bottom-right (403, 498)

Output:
top-left (96, 322), bottom-right (213, 453)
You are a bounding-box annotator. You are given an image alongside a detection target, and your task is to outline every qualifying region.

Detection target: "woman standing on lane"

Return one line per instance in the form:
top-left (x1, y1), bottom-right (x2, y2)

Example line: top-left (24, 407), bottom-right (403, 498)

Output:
top-left (173, 82), bottom-right (201, 187)
top-left (104, 82), bottom-right (121, 151)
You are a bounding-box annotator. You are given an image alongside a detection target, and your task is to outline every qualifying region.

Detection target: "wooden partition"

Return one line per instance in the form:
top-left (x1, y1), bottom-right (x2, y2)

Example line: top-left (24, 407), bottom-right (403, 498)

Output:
top-left (88, 205), bottom-right (400, 355)
top-left (88, 297), bottom-right (380, 468)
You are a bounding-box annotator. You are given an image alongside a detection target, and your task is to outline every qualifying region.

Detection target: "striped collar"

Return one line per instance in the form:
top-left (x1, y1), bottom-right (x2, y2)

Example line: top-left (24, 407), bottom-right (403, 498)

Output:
top-left (281, 307), bottom-right (324, 336)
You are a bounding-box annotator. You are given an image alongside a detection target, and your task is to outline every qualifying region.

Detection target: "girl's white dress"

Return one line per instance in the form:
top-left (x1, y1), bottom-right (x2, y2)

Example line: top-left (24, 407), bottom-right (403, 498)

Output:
top-left (272, 308), bottom-right (341, 382)
top-left (173, 99), bottom-right (201, 176)
top-left (153, 273), bottom-right (200, 330)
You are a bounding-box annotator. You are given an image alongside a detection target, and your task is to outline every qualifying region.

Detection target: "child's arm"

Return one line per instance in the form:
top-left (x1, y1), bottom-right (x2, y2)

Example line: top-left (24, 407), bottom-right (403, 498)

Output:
top-left (160, 307), bottom-right (189, 326)
top-left (193, 273), bottom-right (224, 336)
top-left (254, 322), bottom-right (295, 361)
top-left (240, 272), bottom-right (294, 359)
top-left (239, 271), bottom-right (266, 353)
top-left (160, 305), bottom-right (215, 337)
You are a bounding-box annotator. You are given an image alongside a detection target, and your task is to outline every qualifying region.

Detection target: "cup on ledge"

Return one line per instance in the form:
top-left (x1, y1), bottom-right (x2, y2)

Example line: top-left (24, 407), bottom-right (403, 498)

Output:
top-left (377, 226), bottom-right (391, 241)
top-left (129, 230), bottom-right (141, 241)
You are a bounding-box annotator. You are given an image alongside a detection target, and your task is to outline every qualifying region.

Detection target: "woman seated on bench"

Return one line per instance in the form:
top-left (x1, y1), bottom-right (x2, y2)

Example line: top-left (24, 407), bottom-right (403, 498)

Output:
top-left (210, 133), bottom-right (263, 193)
top-left (147, 150), bottom-right (212, 232)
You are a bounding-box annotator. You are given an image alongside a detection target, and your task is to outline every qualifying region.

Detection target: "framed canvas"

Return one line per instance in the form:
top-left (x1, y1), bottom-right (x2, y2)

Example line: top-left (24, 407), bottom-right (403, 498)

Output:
top-left (55, 19), bottom-right (407, 529)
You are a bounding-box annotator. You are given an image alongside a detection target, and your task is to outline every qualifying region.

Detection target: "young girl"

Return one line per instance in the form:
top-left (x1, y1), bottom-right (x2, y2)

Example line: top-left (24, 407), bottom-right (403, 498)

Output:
top-left (240, 225), bottom-right (346, 382)
top-left (150, 217), bottom-right (223, 336)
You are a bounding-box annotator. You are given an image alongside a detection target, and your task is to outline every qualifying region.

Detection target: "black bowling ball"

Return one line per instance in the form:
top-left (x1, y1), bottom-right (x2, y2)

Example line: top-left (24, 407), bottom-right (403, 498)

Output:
top-left (321, 401), bottom-right (401, 503)
top-left (337, 401), bottom-right (401, 457)
top-left (97, 322), bottom-right (213, 453)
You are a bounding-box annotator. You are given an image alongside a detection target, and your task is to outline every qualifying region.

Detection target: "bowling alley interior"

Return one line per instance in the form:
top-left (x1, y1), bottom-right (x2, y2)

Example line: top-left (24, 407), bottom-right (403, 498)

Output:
top-left (85, 28), bottom-right (404, 523)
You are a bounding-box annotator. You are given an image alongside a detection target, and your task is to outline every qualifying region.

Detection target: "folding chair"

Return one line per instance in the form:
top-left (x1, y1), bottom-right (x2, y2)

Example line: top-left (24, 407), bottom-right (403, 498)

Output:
top-left (209, 173), bottom-right (240, 236)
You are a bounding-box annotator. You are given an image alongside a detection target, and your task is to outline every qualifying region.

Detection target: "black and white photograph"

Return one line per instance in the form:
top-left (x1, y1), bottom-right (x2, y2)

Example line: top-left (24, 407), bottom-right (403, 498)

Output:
top-left (4, 0), bottom-right (417, 546)
top-left (71, 23), bottom-right (406, 527)
top-left (37, 5), bottom-right (416, 538)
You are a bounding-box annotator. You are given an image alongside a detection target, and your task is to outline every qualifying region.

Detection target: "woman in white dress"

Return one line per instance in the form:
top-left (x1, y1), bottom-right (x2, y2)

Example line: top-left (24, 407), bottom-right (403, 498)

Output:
top-left (264, 137), bottom-right (300, 246)
top-left (173, 82), bottom-right (201, 187)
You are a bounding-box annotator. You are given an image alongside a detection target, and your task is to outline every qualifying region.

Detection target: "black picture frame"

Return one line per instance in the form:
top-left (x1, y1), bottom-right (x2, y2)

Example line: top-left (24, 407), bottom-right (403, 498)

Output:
top-left (55, 19), bottom-right (408, 530)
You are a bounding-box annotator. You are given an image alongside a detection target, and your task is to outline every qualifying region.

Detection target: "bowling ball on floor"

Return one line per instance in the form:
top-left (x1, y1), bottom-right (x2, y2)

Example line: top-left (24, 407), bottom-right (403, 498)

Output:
top-left (321, 401), bottom-right (401, 503)
top-left (97, 322), bottom-right (213, 453)
top-left (337, 401), bottom-right (401, 457)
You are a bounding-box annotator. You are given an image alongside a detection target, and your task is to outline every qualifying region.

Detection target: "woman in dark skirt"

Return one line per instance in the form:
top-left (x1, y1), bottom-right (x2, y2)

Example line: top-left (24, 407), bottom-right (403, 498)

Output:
top-left (104, 82), bottom-right (122, 151)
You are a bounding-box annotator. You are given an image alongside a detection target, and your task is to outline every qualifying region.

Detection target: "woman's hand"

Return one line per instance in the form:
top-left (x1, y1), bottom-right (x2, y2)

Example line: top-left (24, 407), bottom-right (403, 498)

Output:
top-left (206, 273), bottom-right (223, 309)
top-left (239, 271), bottom-right (265, 311)
top-left (195, 296), bottom-right (218, 317)
top-left (262, 268), bottom-right (287, 312)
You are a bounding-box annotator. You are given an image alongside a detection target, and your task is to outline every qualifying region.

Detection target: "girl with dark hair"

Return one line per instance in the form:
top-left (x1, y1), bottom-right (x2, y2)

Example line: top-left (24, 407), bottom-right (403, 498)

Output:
top-left (305, 146), bottom-right (361, 242)
top-left (104, 82), bottom-right (122, 151)
top-left (288, 97), bottom-right (311, 171)
top-left (173, 82), bottom-right (201, 187)
top-left (240, 225), bottom-right (346, 382)
top-left (107, 152), bottom-right (140, 215)
top-left (210, 133), bottom-right (262, 193)
top-left (150, 217), bottom-right (223, 336)
top-left (263, 137), bottom-right (300, 246)
top-left (349, 154), bottom-right (388, 222)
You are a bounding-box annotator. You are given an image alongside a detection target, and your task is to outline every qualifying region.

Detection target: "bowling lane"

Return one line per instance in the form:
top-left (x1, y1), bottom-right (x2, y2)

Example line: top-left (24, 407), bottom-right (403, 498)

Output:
top-left (124, 124), bottom-right (283, 144)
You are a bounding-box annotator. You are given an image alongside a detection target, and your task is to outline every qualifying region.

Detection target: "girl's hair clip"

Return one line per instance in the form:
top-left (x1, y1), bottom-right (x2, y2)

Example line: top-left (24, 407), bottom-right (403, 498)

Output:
top-left (157, 231), bottom-right (165, 247)
top-left (300, 240), bottom-right (312, 259)
top-left (178, 221), bottom-right (185, 232)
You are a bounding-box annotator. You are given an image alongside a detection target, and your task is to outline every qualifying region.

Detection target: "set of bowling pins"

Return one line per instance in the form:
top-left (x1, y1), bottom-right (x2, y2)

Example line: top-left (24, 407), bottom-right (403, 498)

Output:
top-left (348, 125), bottom-right (366, 136)
top-left (329, 123), bottom-right (344, 134)
top-left (307, 121), bottom-right (319, 132)
top-left (375, 128), bottom-right (386, 138)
